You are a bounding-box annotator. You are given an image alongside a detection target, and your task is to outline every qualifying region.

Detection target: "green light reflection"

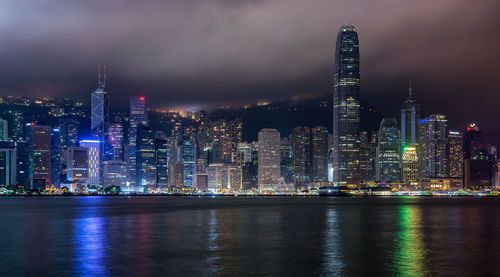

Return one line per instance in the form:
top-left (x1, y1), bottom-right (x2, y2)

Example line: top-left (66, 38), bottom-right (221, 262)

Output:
top-left (393, 205), bottom-right (428, 276)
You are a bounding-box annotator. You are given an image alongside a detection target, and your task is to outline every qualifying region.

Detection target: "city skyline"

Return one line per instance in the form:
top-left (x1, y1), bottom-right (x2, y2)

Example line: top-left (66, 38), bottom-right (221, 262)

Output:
top-left (2, 2), bottom-right (500, 276)
top-left (0, 68), bottom-right (497, 192)
top-left (0, 6), bottom-right (498, 193)
top-left (1, 1), bottom-right (500, 143)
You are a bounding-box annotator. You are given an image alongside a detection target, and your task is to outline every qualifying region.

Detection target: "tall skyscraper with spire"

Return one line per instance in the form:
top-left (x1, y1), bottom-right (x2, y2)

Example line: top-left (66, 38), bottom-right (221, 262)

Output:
top-left (332, 24), bottom-right (361, 187)
top-left (401, 82), bottom-right (420, 148)
top-left (91, 65), bottom-right (112, 183)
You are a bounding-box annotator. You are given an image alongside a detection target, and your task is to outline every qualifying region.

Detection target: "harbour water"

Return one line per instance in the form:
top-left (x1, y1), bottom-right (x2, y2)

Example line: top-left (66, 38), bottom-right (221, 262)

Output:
top-left (0, 196), bottom-right (499, 276)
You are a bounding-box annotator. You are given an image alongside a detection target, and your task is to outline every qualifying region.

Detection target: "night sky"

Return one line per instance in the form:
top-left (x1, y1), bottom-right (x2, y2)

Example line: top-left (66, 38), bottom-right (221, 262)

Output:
top-left (1, 0), bottom-right (500, 142)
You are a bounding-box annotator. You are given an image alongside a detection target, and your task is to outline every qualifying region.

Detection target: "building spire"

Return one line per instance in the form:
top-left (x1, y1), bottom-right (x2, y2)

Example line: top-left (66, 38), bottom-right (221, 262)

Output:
top-left (98, 64), bottom-right (102, 88)
top-left (408, 81), bottom-right (413, 99)
top-left (103, 65), bottom-right (107, 88)
top-left (97, 64), bottom-right (106, 89)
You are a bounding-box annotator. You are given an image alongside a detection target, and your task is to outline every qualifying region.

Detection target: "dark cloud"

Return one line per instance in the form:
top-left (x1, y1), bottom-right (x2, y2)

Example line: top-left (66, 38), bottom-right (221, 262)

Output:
top-left (1, 0), bottom-right (500, 140)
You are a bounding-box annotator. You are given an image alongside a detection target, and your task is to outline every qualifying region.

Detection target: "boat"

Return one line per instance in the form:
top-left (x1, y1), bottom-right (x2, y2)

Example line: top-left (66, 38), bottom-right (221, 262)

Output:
top-left (318, 186), bottom-right (352, 197)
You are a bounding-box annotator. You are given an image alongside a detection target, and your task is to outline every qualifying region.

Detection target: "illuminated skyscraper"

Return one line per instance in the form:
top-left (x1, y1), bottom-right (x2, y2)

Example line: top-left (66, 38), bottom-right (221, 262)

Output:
top-left (290, 127), bottom-right (311, 187)
top-left (333, 24), bottom-right (361, 187)
top-left (9, 111), bottom-right (23, 141)
top-left (258, 128), bottom-right (280, 190)
top-left (196, 111), bottom-right (208, 150)
top-left (447, 131), bottom-right (464, 178)
top-left (230, 118), bottom-right (243, 152)
top-left (222, 165), bottom-right (242, 191)
top-left (109, 123), bottom-right (124, 160)
top-left (136, 124), bottom-right (156, 187)
top-left (57, 119), bottom-right (79, 182)
top-left (401, 83), bottom-right (420, 148)
top-left (0, 119), bottom-right (8, 140)
top-left (207, 163), bottom-right (223, 191)
top-left (237, 142), bottom-right (252, 164)
top-left (179, 139), bottom-right (196, 188)
top-left (155, 137), bottom-right (169, 185)
top-left (464, 148), bottom-right (497, 189)
top-left (128, 96), bottom-right (147, 185)
top-left (25, 124), bottom-right (51, 190)
top-left (196, 150), bottom-right (208, 174)
top-left (418, 115), bottom-right (448, 178)
top-left (359, 131), bottom-right (374, 184)
top-left (205, 163), bottom-right (241, 191)
top-left (169, 161), bottom-right (184, 189)
top-left (376, 118), bottom-right (401, 183)
top-left (58, 119), bottom-right (79, 150)
top-left (50, 127), bottom-right (61, 186)
top-left (464, 123), bottom-right (481, 159)
top-left (208, 120), bottom-right (232, 163)
top-left (67, 146), bottom-right (88, 182)
top-left (91, 65), bottom-right (112, 163)
top-left (279, 138), bottom-right (293, 184)
top-left (0, 141), bottom-right (16, 186)
top-left (16, 140), bottom-right (31, 188)
top-left (463, 124), bottom-right (497, 189)
top-left (402, 146), bottom-right (418, 182)
top-left (80, 140), bottom-right (100, 186)
top-left (311, 126), bottom-right (329, 183)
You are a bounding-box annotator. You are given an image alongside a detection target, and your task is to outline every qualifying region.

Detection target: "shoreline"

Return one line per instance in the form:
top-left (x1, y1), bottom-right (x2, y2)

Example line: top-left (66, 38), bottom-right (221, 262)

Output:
top-left (0, 193), bottom-right (497, 198)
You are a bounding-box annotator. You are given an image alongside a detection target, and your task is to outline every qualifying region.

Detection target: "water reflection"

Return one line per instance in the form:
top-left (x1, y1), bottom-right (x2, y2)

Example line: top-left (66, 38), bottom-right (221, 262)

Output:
top-left (207, 209), bottom-right (222, 273)
top-left (393, 205), bottom-right (428, 276)
top-left (72, 200), bottom-right (108, 276)
top-left (132, 213), bottom-right (153, 277)
top-left (322, 208), bottom-right (345, 275)
top-left (1, 197), bottom-right (499, 276)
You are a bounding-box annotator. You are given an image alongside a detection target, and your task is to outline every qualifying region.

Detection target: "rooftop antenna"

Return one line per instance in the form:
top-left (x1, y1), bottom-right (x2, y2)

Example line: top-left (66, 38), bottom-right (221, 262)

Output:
top-left (98, 64), bottom-right (103, 89)
top-left (408, 81), bottom-right (413, 99)
top-left (103, 64), bottom-right (107, 89)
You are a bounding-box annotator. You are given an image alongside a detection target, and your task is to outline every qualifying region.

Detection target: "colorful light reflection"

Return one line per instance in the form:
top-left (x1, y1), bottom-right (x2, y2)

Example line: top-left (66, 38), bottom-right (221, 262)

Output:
top-left (393, 205), bottom-right (428, 276)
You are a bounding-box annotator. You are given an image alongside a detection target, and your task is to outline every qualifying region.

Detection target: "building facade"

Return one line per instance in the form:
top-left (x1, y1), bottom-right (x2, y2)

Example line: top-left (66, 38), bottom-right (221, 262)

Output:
top-left (109, 123), bottom-right (124, 161)
top-left (179, 140), bottom-right (196, 188)
top-left (50, 127), bottom-right (61, 186)
top-left (16, 140), bottom-right (31, 188)
top-left (26, 124), bottom-right (51, 190)
top-left (311, 126), bottom-right (329, 183)
top-left (401, 83), bottom-right (420, 148)
top-left (332, 24), bottom-right (361, 187)
top-left (155, 137), bottom-right (169, 186)
top-left (0, 119), bottom-right (8, 140)
top-left (418, 115), bottom-right (448, 178)
top-left (103, 160), bottom-right (127, 188)
top-left (91, 67), bottom-right (112, 164)
top-left (128, 96), bottom-right (148, 185)
top-left (447, 131), bottom-right (464, 178)
top-left (258, 128), bottom-right (280, 191)
top-left (402, 147), bottom-right (418, 182)
top-left (80, 140), bottom-right (100, 186)
top-left (290, 127), bottom-right (311, 187)
top-left (0, 141), bottom-right (16, 187)
top-left (136, 124), bottom-right (156, 187)
top-left (376, 118), bottom-right (401, 183)
top-left (67, 146), bottom-right (88, 183)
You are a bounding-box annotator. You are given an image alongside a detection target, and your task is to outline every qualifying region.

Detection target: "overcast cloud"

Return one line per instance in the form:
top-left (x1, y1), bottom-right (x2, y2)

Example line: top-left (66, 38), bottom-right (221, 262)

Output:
top-left (1, 0), bottom-right (500, 139)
